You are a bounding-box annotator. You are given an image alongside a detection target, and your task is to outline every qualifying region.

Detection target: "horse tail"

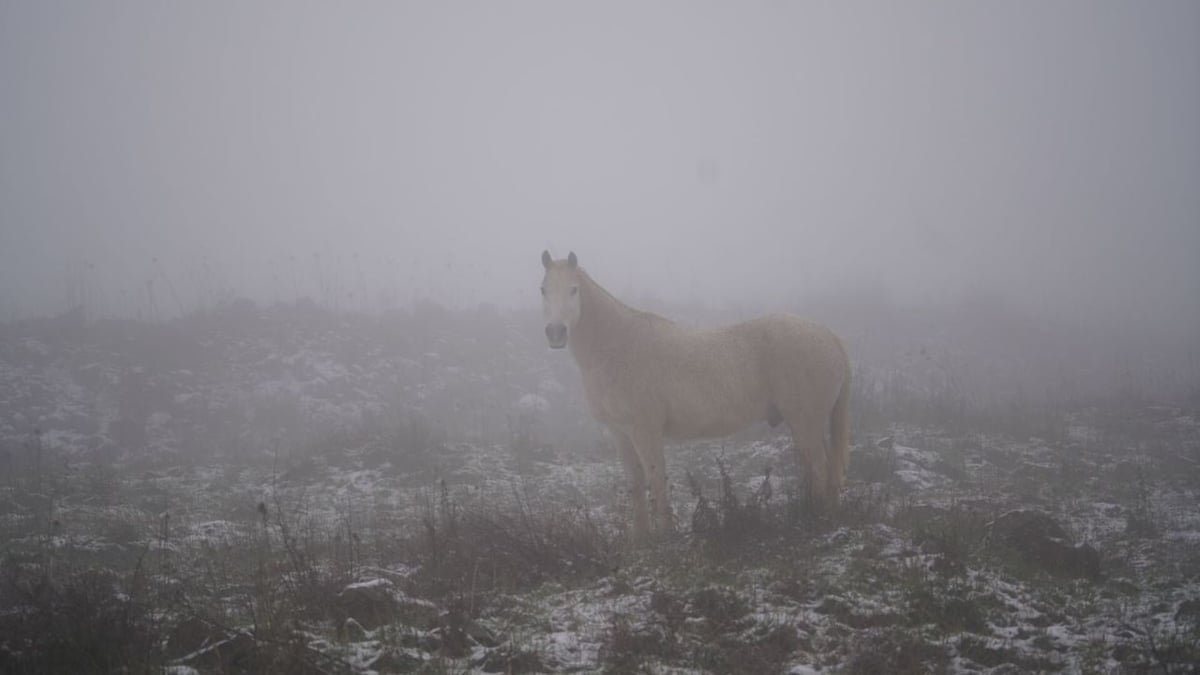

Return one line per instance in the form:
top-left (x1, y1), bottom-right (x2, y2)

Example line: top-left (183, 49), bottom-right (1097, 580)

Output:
top-left (828, 349), bottom-right (851, 498)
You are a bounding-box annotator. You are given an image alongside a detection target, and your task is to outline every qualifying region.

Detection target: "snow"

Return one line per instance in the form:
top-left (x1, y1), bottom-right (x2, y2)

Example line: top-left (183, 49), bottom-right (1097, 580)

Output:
top-left (344, 578), bottom-right (392, 591)
top-left (4, 309), bottom-right (1198, 674)
top-left (184, 520), bottom-right (245, 544)
top-left (535, 629), bottom-right (598, 671)
top-left (516, 393), bottom-right (549, 413)
top-left (892, 444), bottom-right (950, 490)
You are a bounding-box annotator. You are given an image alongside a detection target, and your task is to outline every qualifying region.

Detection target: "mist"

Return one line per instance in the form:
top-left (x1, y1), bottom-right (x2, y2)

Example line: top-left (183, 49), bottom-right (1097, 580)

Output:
top-left (6, 4), bottom-right (1200, 671)
top-left (2, 1), bottom-right (1197, 331)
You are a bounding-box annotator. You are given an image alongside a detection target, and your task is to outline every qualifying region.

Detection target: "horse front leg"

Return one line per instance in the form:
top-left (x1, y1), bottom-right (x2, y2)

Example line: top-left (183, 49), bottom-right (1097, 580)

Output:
top-left (631, 428), bottom-right (672, 535)
top-left (616, 432), bottom-right (650, 542)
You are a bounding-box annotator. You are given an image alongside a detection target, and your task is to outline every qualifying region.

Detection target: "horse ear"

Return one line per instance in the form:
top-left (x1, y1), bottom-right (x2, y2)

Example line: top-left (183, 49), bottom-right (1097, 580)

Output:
top-left (567, 251), bottom-right (578, 268)
top-left (542, 250), bottom-right (552, 269)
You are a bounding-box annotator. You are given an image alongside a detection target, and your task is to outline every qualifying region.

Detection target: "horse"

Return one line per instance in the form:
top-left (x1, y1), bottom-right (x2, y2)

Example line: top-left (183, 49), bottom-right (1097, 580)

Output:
top-left (539, 250), bottom-right (851, 540)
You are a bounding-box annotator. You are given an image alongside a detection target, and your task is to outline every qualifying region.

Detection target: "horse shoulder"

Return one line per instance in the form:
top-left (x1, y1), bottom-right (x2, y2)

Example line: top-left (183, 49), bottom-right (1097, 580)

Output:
top-left (578, 355), bottom-right (664, 429)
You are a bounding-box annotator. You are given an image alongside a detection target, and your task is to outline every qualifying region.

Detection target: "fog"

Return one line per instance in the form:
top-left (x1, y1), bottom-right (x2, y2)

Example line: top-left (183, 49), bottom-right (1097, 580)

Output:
top-left (5, 5), bottom-right (1200, 668)
top-left (2, 1), bottom-right (1198, 333)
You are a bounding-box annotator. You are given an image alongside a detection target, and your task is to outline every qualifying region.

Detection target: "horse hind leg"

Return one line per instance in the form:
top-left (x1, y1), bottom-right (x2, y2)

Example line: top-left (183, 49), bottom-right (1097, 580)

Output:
top-left (785, 413), bottom-right (832, 512)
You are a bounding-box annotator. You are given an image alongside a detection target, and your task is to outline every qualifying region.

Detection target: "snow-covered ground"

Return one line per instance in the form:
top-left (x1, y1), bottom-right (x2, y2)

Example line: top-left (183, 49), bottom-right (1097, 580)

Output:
top-left (1, 306), bottom-right (1197, 673)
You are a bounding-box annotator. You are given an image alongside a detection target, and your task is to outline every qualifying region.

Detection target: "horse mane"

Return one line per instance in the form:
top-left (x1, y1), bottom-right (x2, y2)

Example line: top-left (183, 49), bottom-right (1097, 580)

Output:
top-left (579, 268), bottom-right (675, 327)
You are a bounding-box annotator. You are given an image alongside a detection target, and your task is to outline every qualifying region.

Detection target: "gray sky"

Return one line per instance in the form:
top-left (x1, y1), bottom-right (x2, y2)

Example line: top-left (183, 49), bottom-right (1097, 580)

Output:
top-left (1, 1), bottom-right (1197, 326)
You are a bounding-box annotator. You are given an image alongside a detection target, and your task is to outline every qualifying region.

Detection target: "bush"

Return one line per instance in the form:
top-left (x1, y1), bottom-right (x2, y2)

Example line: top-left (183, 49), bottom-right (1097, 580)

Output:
top-left (414, 481), bottom-right (620, 598)
top-left (0, 562), bottom-right (160, 674)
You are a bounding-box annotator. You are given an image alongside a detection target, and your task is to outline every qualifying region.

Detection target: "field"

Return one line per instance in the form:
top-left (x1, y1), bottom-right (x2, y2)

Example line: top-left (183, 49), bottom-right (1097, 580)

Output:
top-left (2, 301), bottom-right (1198, 674)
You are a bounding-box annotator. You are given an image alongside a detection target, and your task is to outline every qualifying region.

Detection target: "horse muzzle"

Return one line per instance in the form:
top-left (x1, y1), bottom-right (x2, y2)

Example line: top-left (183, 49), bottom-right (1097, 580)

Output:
top-left (545, 322), bottom-right (568, 349)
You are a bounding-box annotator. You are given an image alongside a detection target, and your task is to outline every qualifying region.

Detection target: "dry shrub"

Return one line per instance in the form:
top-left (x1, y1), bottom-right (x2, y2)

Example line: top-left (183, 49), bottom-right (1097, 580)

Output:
top-left (415, 481), bottom-right (620, 598)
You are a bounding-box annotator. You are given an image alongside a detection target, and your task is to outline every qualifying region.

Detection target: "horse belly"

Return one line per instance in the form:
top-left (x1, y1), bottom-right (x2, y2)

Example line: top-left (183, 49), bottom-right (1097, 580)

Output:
top-left (662, 379), bottom-right (765, 440)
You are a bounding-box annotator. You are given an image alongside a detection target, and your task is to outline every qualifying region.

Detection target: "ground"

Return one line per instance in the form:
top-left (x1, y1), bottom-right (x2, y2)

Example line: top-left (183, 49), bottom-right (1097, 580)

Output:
top-left (1, 304), bottom-right (1197, 673)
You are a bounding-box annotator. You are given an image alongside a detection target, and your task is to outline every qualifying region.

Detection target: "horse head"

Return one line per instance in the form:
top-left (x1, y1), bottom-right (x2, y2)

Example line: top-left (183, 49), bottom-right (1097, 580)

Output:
top-left (540, 250), bottom-right (580, 349)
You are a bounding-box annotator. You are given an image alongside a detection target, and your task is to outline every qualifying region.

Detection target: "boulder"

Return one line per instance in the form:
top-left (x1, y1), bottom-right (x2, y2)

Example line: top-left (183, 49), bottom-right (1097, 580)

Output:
top-left (987, 510), bottom-right (1101, 579)
top-left (336, 579), bottom-right (400, 630)
top-left (336, 578), bottom-right (441, 631)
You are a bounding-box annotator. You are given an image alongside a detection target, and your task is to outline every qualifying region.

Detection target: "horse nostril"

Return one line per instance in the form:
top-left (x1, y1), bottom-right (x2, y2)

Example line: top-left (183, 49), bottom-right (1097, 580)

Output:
top-left (545, 323), bottom-right (567, 345)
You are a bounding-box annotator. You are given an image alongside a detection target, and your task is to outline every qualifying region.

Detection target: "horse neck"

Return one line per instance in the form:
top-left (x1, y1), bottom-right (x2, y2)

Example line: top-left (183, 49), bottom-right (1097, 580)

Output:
top-left (570, 269), bottom-right (637, 367)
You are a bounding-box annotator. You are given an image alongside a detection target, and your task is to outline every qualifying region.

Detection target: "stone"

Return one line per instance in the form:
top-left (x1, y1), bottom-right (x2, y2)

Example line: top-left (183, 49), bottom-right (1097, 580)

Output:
top-left (987, 509), bottom-right (1101, 579)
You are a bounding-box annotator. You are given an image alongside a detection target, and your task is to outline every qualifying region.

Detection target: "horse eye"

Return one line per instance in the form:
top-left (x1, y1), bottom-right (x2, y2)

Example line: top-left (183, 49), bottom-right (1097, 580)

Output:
top-left (570, 286), bottom-right (578, 296)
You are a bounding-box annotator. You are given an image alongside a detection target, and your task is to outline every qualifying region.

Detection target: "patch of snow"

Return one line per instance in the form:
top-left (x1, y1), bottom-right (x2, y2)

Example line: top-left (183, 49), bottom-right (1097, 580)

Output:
top-left (891, 444), bottom-right (950, 490)
top-left (38, 428), bottom-right (87, 451)
top-left (185, 520), bottom-right (243, 544)
top-left (1165, 529), bottom-right (1200, 543)
top-left (1072, 501), bottom-right (1127, 541)
top-left (23, 338), bottom-right (49, 356)
top-left (1044, 622), bottom-right (1084, 648)
top-left (537, 630), bottom-right (593, 671)
top-left (1065, 423), bottom-right (1101, 445)
top-left (892, 444), bottom-right (938, 466)
top-left (516, 393), bottom-right (549, 413)
top-left (359, 563), bottom-right (418, 581)
top-left (344, 578), bottom-right (392, 591)
top-left (50, 534), bottom-right (112, 552)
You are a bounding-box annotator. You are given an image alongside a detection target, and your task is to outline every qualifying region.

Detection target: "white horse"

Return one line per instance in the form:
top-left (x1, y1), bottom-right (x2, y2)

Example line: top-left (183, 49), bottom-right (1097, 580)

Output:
top-left (540, 251), bottom-right (851, 539)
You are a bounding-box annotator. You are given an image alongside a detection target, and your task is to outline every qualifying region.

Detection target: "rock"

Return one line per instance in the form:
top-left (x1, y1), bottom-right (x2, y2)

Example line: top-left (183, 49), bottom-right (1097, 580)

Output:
top-left (395, 595), bottom-right (442, 629)
top-left (336, 578), bottom-right (440, 631)
top-left (342, 617), bottom-right (367, 642)
top-left (433, 625), bottom-right (472, 658)
top-left (398, 629), bottom-right (442, 652)
top-left (690, 586), bottom-right (749, 624)
top-left (464, 618), bottom-right (500, 648)
top-left (1175, 598), bottom-right (1200, 627)
top-left (337, 578), bottom-right (400, 630)
top-left (987, 509), bottom-right (1101, 579)
top-left (165, 616), bottom-right (228, 659)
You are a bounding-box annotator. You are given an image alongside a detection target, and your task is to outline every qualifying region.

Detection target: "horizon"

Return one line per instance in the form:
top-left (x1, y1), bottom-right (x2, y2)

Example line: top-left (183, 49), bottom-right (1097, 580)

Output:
top-left (2, 1), bottom-right (1198, 338)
